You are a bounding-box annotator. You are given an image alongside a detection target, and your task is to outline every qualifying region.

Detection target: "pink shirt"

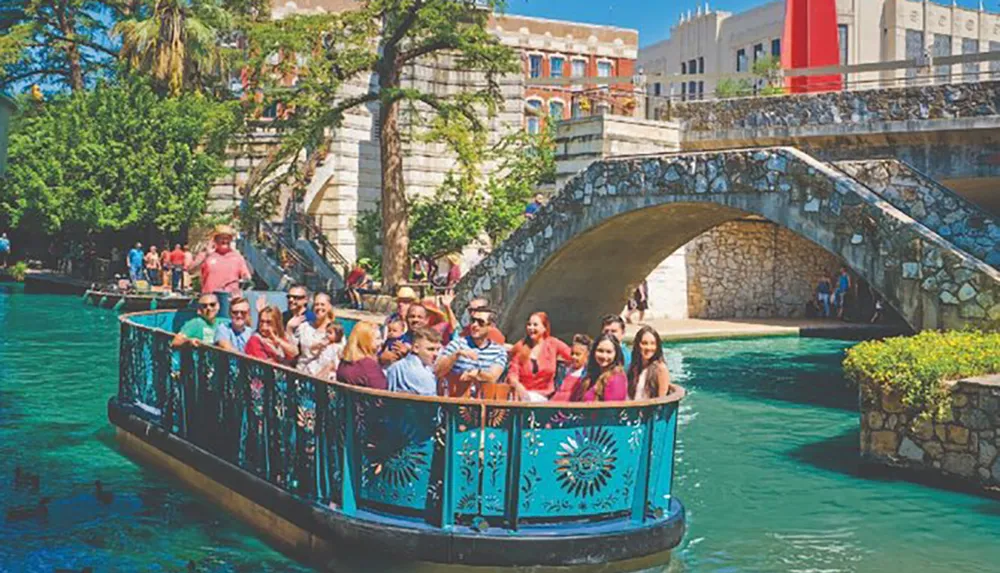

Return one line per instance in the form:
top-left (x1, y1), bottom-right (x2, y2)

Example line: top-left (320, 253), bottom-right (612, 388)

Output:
top-left (193, 249), bottom-right (251, 295)
top-left (583, 371), bottom-right (627, 402)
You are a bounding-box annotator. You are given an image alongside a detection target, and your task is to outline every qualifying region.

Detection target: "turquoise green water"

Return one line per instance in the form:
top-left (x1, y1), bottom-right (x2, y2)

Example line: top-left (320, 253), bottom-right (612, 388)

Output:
top-left (1, 286), bottom-right (999, 572)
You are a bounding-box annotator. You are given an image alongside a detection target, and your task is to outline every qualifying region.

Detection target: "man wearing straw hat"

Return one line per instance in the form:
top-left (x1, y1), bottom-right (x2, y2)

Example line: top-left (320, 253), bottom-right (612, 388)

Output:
top-left (187, 224), bottom-right (251, 317)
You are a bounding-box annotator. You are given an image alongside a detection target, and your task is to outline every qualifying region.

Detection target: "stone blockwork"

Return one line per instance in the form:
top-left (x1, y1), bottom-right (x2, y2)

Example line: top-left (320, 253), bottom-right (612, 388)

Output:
top-left (670, 81), bottom-right (1000, 133)
top-left (835, 159), bottom-right (1000, 268)
top-left (455, 146), bottom-right (1000, 338)
top-left (686, 221), bottom-right (841, 319)
top-left (860, 376), bottom-right (1000, 491)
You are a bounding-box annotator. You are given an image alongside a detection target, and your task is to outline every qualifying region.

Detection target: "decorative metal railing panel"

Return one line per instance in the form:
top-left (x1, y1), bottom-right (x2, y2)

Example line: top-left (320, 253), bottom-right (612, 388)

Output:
top-left (117, 311), bottom-right (684, 532)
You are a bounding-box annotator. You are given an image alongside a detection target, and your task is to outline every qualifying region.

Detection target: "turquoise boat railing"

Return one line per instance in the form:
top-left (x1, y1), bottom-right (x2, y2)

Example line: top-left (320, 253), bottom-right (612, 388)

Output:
top-left (115, 310), bottom-right (684, 546)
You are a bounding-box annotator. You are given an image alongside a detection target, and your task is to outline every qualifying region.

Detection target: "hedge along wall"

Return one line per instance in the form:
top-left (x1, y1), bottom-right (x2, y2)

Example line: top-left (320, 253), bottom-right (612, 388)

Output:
top-left (846, 331), bottom-right (1000, 490)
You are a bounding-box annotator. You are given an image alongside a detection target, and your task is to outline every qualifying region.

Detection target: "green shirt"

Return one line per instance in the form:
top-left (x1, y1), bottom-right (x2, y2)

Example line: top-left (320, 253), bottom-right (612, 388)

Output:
top-left (179, 316), bottom-right (227, 344)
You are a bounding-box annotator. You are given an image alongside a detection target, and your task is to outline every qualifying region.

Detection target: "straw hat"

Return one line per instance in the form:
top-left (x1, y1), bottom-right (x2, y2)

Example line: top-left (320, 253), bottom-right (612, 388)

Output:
top-left (396, 286), bottom-right (418, 301)
top-left (212, 224), bottom-right (237, 239)
top-left (420, 297), bottom-right (448, 325)
top-left (445, 253), bottom-right (461, 266)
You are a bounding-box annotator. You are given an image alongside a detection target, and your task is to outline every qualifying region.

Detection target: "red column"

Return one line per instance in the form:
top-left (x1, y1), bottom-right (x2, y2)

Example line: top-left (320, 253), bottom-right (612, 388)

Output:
top-left (781, 0), bottom-right (842, 93)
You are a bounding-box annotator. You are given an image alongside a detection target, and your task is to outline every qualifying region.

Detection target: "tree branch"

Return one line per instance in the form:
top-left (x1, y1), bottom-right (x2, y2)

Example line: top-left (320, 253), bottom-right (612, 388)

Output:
top-left (382, 0), bottom-right (424, 52)
top-left (397, 38), bottom-right (455, 65)
top-left (41, 31), bottom-right (120, 58)
top-left (0, 67), bottom-right (70, 87)
top-left (412, 92), bottom-right (483, 131)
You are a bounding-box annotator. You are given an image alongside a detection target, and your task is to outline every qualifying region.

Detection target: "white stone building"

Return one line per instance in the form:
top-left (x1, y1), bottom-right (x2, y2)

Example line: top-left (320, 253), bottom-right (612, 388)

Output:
top-left (640, 0), bottom-right (1000, 102)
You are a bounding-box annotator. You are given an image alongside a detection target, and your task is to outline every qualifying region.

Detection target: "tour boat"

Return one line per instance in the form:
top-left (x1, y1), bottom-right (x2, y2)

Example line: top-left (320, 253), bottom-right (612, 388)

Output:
top-left (83, 288), bottom-right (193, 312)
top-left (108, 309), bottom-right (686, 572)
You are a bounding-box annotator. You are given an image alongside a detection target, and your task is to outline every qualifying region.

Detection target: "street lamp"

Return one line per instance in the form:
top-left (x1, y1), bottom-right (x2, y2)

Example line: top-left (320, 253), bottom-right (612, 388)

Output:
top-left (0, 94), bottom-right (15, 176)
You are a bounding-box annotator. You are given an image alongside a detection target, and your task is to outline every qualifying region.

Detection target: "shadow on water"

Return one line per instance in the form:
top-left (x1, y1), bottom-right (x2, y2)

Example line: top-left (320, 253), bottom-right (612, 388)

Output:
top-left (676, 346), bottom-right (858, 412)
top-left (788, 428), bottom-right (867, 478)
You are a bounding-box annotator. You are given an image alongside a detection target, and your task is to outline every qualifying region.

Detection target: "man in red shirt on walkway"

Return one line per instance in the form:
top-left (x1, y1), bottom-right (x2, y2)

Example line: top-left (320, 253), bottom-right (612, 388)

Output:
top-left (168, 243), bottom-right (186, 292)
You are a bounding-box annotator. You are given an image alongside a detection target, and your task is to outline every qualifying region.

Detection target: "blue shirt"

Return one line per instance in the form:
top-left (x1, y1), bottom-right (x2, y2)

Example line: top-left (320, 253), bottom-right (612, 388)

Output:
top-left (441, 336), bottom-right (508, 376)
top-left (524, 201), bottom-right (542, 216)
top-left (386, 354), bottom-right (438, 396)
top-left (0, 237), bottom-right (9, 253)
top-left (214, 322), bottom-right (253, 353)
top-left (622, 343), bottom-right (632, 370)
top-left (837, 274), bottom-right (850, 292)
top-left (128, 248), bottom-right (144, 269)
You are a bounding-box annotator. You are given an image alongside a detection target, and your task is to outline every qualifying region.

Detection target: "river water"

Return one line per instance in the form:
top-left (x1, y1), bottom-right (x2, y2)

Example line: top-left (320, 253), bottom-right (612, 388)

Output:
top-left (1, 285), bottom-right (998, 572)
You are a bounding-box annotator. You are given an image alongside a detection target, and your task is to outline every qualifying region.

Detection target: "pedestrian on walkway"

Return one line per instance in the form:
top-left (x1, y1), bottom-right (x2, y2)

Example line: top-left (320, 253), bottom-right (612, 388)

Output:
top-left (0, 232), bottom-right (10, 268)
top-left (127, 243), bottom-right (145, 283)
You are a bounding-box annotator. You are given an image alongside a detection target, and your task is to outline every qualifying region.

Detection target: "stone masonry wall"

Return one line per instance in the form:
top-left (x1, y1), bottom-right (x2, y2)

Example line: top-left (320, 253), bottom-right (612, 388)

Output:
top-left (686, 220), bottom-right (842, 319)
top-left (669, 80), bottom-right (1000, 133)
top-left (861, 376), bottom-right (1000, 491)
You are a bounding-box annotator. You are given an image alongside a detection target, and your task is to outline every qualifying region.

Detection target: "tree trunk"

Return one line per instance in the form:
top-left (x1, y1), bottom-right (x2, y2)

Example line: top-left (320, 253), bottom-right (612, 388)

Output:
top-left (55, 1), bottom-right (84, 92)
top-left (378, 64), bottom-right (409, 291)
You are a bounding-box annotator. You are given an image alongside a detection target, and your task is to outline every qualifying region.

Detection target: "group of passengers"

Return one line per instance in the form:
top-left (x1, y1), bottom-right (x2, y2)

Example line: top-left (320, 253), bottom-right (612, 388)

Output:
top-left (171, 284), bottom-right (671, 403)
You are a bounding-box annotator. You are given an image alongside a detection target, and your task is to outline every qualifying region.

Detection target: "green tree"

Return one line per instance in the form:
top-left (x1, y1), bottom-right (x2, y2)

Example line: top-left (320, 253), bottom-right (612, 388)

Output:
top-left (0, 0), bottom-right (119, 92)
top-left (244, 0), bottom-right (519, 290)
top-left (483, 123), bottom-right (556, 244)
top-left (0, 78), bottom-right (239, 245)
top-left (114, 0), bottom-right (234, 96)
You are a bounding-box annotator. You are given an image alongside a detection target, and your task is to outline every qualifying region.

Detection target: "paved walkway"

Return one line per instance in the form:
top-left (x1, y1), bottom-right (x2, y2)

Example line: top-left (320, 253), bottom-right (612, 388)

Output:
top-left (623, 317), bottom-right (909, 343)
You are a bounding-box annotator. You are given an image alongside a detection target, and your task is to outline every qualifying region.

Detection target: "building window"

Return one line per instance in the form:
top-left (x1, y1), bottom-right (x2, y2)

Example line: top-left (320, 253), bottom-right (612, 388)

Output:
top-left (963, 38), bottom-right (979, 80)
top-left (837, 24), bottom-right (849, 85)
top-left (681, 81), bottom-right (687, 101)
top-left (905, 30), bottom-right (924, 84)
top-left (753, 43), bottom-right (764, 63)
top-left (681, 62), bottom-right (687, 75)
top-left (653, 82), bottom-right (662, 96)
top-left (550, 56), bottom-right (564, 78)
top-left (933, 34), bottom-right (952, 84)
top-left (771, 38), bottom-right (781, 58)
top-left (572, 101), bottom-right (582, 118)
top-left (991, 41), bottom-right (1000, 78)
top-left (688, 59), bottom-right (697, 76)
top-left (526, 99), bottom-right (542, 134)
top-left (529, 54), bottom-right (543, 78)
top-left (549, 100), bottom-right (564, 121)
top-left (597, 61), bottom-right (613, 77)
top-left (571, 59), bottom-right (586, 77)
top-left (736, 48), bottom-right (747, 72)
top-left (698, 57), bottom-right (704, 74)
top-left (688, 80), bottom-right (697, 100)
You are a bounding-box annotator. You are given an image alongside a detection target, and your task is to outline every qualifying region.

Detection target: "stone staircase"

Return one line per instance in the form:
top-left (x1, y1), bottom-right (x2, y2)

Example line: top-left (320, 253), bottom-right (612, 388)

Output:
top-left (833, 159), bottom-right (1000, 269)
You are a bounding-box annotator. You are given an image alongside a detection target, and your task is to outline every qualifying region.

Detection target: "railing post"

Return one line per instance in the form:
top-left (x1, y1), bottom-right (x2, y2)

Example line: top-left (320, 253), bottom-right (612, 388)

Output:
top-left (340, 392), bottom-right (357, 516)
top-left (503, 410), bottom-right (524, 531)
top-left (440, 407), bottom-right (456, 528)
top-left (630, 406), bottom-right (656, 523)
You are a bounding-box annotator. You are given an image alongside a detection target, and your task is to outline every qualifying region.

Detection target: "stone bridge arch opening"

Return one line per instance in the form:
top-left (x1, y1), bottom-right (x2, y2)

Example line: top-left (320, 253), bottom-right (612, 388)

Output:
top-left (456, 148), bottom-right (1000, 338)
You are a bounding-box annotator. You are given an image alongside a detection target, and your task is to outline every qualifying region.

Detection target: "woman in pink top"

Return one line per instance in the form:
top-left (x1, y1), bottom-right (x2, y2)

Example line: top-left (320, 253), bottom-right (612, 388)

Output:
top-left (570, 334), bottom-right (627, 402)
top-left (508, 312), bottom-right (571, 401)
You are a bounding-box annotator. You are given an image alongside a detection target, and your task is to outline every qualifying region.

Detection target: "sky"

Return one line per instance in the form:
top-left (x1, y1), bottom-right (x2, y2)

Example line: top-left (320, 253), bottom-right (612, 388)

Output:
top-left (505, 0), bottom-right (995, 48)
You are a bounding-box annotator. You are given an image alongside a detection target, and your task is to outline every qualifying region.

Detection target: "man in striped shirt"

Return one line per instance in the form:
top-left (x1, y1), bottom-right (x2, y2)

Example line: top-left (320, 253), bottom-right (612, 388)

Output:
top-left (435, 306), bottom-right (507, 397)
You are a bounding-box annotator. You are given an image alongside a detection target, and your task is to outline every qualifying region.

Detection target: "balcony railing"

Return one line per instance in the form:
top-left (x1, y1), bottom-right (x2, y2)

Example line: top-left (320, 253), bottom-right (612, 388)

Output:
top-left (114, 310), bottom-right (685, 534)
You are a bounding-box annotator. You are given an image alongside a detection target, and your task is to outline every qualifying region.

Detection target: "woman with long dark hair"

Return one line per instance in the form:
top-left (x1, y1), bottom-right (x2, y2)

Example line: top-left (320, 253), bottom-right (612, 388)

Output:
top-left (508, 312), bottom-right (571, 402)
top-left (627, 326), bottom-right (671, 400)
top-left (570, 334), bottom-right (628, 402)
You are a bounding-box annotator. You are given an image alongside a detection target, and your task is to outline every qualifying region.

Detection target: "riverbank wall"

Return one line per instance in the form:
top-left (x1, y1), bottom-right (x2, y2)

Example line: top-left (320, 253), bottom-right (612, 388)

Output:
top-left (860, 375), bottom-right (1000, 494)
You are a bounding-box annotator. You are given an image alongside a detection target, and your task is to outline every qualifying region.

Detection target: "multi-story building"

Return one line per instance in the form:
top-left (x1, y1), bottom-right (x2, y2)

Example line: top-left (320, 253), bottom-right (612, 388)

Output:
top-left (491, 14), bottom-right (639, 132)
top-left (639, 0), bottom-right (1000, 102)
top-left (219, 1), bottom-right (640, 263)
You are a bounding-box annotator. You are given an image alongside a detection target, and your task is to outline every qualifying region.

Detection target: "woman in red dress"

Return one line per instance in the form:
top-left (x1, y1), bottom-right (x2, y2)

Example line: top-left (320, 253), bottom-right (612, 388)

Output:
top-left (508, 312), bottom-right (571, 402)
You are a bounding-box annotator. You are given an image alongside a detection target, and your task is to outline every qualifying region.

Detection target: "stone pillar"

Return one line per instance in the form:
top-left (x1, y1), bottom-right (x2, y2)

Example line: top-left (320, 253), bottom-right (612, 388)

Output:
top-left (553, 115), bottom-right (687, 318)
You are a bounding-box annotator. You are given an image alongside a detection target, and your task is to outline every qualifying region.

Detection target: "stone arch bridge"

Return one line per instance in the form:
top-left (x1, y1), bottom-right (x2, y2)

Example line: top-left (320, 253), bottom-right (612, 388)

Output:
top-left (455, 147), bottom-right (1000, 338)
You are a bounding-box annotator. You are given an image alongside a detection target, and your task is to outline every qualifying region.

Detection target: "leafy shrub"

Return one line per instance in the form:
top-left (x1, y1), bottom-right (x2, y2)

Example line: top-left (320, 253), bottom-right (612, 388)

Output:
top-left (844, 331), bottom-right (1000, 420)
top-left (9, 261), bottom-right (27, 282)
